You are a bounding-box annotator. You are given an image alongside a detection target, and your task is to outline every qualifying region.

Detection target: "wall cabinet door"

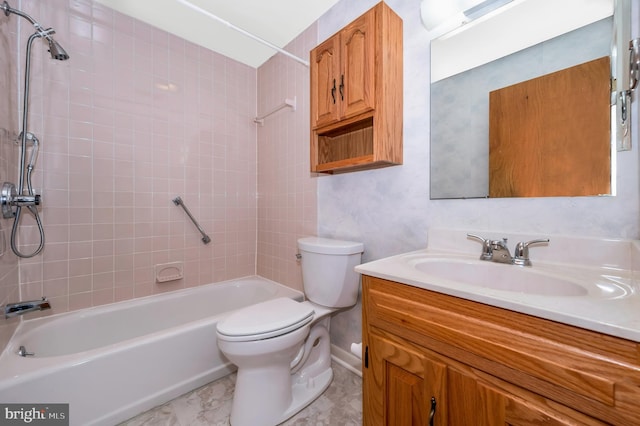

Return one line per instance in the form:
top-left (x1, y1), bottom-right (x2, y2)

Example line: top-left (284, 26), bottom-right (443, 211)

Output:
top-left (310, 36), bottom-right (340, 128)
top-left (339, 10), bottom-right (375, 120)
top-left (310, 10), bottom-right (375, 129)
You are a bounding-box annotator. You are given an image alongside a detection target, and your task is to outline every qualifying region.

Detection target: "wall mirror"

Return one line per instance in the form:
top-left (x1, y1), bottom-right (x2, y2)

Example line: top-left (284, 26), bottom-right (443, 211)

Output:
top-left (428, 0), bottom-right (630, 199)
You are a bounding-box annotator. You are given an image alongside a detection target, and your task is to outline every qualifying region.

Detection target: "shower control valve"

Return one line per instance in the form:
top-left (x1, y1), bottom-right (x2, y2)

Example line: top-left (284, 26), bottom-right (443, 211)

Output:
top-left (1, 182), bottom-right (40, 219)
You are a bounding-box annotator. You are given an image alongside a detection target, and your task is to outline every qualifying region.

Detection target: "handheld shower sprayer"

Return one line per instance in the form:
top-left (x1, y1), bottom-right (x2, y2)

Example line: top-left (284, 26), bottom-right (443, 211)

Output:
top-left (22, 132), bottom-right (39, 170)
top-left (0, 1), bottom-right (69, 258)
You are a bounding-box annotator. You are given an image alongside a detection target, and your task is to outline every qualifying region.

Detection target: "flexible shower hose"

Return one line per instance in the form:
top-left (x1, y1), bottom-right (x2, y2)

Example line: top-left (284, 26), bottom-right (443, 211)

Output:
top-left (10, 161), bottom-right (45, 258)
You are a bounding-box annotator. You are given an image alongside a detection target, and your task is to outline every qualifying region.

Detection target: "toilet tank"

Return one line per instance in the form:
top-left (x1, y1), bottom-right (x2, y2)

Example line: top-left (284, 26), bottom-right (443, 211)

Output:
top-left (297, 237), bottom-right (364, 308)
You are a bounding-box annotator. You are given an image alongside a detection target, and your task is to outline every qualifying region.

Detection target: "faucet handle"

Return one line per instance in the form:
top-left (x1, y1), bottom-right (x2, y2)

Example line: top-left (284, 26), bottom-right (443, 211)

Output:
top-left (467, 233), bottom-right (493, 260)
top-left (513, 239), bottom-right (550, 266)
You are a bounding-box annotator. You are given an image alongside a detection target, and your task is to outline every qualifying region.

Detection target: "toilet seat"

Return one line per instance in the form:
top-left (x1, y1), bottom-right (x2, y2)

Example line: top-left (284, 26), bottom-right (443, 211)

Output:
top-left (217, 297), bottom-right (315, 342)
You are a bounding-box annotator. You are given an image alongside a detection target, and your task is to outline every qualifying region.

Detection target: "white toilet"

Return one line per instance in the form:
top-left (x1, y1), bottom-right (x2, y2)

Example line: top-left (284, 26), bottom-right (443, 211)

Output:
top-left (216, 236), bottom-right (364, 426)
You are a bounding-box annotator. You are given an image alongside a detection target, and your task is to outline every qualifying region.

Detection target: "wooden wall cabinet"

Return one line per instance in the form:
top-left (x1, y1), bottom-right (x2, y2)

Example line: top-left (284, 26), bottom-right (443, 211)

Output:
top-left (310, 2), bottom-right (402, 174)
top-left (362, 276), bottom-right (640, 426)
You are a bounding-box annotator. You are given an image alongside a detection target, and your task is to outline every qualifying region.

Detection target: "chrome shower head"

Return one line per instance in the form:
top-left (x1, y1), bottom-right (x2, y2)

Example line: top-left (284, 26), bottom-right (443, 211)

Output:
top-left (46, 37), bottom-right (69, 61)
top-left (1, 1), bottom-right (69, 60)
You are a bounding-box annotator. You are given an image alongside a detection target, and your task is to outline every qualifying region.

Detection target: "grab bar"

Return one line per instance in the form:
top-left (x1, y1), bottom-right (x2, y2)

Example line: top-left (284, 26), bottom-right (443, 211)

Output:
top-left (172, 196), bottom-right (211, 245)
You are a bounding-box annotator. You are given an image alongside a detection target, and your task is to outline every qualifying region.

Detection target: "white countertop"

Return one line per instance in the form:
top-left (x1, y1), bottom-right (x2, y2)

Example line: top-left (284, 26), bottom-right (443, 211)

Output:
top-left (356, 230), bottom-right (640, 343)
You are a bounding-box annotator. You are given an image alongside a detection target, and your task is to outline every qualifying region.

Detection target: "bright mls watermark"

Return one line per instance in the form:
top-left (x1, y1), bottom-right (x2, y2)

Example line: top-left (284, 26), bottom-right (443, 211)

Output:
top-left (0, 404), bottom-right (68, 425)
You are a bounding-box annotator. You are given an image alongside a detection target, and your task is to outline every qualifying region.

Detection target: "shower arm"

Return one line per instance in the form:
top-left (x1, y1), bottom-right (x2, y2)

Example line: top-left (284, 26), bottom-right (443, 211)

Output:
top-left (1, 2), bottom-right (58, 46)
top-left (3, 1), bottom-right (41, 29)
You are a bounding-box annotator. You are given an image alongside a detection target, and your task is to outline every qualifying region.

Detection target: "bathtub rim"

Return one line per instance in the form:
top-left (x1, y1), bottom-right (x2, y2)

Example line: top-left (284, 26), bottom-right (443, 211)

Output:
top-left (0, 275), bottom-right (304, 385)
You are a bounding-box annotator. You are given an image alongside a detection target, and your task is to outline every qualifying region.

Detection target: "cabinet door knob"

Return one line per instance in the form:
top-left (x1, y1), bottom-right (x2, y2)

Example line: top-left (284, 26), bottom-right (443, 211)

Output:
top-left (429, 396), bottom-right (437, 426)
top-left (339, 74), bottom-right (344, 100)
top-left (331, 78), bottom-right (337, 104)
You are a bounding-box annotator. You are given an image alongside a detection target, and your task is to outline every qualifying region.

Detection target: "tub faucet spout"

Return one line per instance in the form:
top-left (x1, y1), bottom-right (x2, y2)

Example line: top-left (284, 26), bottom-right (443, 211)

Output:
top-left (4, 297), bottom-right (50, 318)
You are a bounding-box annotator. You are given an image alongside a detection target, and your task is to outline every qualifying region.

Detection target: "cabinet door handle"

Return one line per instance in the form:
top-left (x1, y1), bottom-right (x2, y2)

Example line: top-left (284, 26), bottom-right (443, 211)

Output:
top-left (331, 78), bottom-right (337, 104)
top-left (339, 74), bottom-right (344, 100)
top-left (429, 397), bottom-right (437, 426)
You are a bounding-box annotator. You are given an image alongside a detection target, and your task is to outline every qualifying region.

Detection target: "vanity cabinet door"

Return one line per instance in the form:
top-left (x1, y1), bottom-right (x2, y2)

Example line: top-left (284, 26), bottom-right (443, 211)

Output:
top-left (364, 333), bottom-right (447, 426)
top-left (364, 331), bottom-right (606, 426)
top-left (477, 382), bottom-right (608, 426)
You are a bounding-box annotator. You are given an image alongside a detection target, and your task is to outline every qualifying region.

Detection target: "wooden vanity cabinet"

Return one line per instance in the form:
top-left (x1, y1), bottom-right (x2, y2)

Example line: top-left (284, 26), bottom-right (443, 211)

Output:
top-left (362, 275), bottom-right (640, 426)
top-left (310, 2), bottom-right (402, 174)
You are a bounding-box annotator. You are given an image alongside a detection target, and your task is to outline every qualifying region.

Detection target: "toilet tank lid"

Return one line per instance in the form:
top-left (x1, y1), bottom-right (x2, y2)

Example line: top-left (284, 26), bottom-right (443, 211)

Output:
top-left (298, 237), bottom-right (364, 255)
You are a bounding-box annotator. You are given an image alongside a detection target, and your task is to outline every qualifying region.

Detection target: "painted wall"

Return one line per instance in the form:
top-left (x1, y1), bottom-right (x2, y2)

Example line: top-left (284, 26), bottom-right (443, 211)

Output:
top-left (6, 0), bottom-right (258, 315)
top-left (317, 0), bottom-right (640, 351)
top-left (0, 8), bottom-right (20, 348)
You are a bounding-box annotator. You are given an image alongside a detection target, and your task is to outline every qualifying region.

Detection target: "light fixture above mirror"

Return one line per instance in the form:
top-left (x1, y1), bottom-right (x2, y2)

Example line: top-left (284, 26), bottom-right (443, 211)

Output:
top-left (426, 0), bottom-right (614, 82)
top-left (420, 0), bottom-right (513, 39)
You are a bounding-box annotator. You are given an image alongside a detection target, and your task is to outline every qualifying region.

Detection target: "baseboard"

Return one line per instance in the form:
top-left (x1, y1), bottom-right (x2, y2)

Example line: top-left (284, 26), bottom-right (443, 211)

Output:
top-left (331, 344), bottom-right (362, 378)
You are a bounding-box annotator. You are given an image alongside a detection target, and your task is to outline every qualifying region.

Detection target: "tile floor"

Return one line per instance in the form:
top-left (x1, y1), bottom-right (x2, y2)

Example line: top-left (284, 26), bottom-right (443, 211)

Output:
top-left (119, 362), bottom-right (362, 425)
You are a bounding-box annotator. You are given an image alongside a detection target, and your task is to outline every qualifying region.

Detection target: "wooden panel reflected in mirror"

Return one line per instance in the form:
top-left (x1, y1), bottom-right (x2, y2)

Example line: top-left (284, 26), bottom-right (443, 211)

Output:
top-left (489, 57), bottom-right (611, 198)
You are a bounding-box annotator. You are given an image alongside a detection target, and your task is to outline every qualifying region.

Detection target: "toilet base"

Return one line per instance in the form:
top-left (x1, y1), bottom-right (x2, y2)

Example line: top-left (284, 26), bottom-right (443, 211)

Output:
top-left (229, 365), bottom-right (333, 426)
top-left (278, 366), bottom-right (333, 424)
top-left (223, 314), bottom-right (337, 426)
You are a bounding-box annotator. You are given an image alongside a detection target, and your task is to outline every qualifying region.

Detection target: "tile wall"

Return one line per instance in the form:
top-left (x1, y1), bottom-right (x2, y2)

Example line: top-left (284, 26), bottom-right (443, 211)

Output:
top-left (0, 8), bottom-right (20, 347)
top-left (6, 0), bottom-right (259, 315)
top-left (256, 24), bottom-right (317, 292)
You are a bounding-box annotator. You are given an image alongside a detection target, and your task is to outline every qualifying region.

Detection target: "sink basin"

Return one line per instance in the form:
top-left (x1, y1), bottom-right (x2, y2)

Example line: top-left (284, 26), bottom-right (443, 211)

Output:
top-left (406, 257), bottom-right (631, 298)
top-left (412, 258), bottom-right (586, 296)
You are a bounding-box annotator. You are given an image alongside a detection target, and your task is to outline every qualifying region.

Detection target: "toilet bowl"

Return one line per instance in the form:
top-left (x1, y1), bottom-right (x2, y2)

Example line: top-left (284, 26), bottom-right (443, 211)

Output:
top-left (216, 237), bottom-right (363, 426)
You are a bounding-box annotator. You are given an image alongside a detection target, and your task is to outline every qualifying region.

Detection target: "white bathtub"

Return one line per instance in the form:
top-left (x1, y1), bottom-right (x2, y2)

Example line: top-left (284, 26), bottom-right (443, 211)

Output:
top-left (0, 276), bottom-right (303, 426)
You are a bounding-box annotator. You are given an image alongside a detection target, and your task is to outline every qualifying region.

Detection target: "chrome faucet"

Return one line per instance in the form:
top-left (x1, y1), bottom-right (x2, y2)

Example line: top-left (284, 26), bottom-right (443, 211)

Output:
top-left (489, 238), bottom-right (513, 264)
top-left (4, 297), bottom-right (50, 318)
top-left (467, 234), bottom-right (549, 266)
top-left (512, 239), bottom-right (550, 266)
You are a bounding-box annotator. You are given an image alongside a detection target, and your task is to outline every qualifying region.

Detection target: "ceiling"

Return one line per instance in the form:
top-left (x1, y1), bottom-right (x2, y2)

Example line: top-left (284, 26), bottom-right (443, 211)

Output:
top-left (95, 0), bottom-right (341, 68)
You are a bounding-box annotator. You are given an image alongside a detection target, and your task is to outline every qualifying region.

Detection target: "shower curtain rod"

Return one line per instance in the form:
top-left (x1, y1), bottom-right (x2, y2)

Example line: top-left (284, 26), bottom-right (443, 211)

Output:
top-left (175, 0), bottom-right (310, 68)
